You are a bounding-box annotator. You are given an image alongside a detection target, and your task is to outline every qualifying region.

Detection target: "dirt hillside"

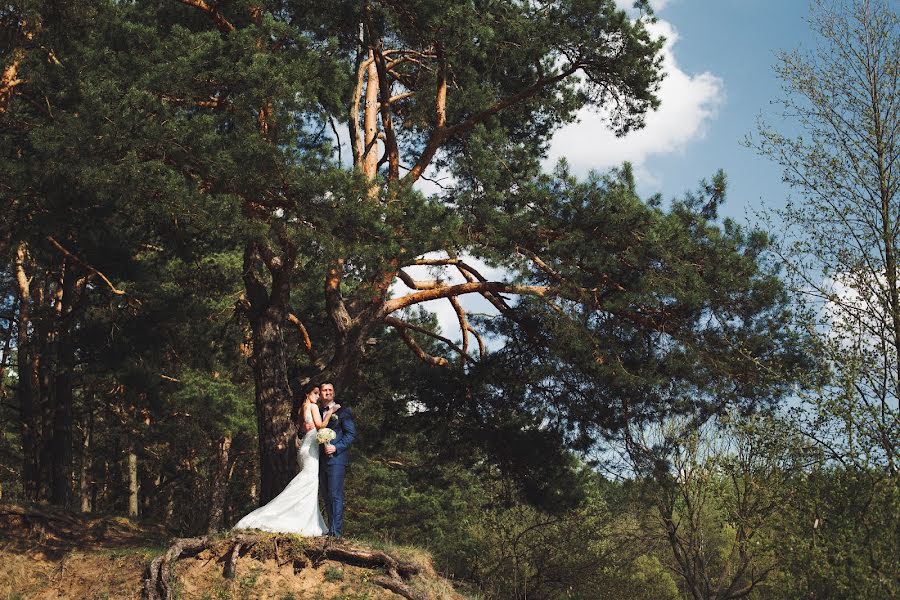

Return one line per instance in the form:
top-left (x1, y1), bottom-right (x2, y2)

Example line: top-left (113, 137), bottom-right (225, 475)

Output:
top-left (0, 504), bottom-right (467, 600)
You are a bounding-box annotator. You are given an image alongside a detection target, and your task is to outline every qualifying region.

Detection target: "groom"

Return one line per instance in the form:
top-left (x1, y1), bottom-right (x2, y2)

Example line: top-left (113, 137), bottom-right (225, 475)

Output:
top-left (317, 382), bottom-right (355, 537)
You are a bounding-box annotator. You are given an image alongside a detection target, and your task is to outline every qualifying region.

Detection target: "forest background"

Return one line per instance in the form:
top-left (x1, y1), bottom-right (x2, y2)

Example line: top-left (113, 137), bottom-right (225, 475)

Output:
top-left (1, 1), bottom-right (897, 599)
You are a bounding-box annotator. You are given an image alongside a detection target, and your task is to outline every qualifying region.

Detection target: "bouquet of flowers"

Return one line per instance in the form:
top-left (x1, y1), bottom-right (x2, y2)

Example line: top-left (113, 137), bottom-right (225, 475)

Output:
top-left (316, 428), bottom-right (336, 445)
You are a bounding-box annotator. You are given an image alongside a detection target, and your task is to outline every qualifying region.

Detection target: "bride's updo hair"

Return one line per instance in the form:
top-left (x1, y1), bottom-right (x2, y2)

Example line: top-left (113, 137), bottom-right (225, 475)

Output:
top-left (293, 385), bottom-right (320, 426)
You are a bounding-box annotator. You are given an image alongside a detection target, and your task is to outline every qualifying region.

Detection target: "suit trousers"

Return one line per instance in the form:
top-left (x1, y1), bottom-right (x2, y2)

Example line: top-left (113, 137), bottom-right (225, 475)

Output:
top-left (319, 462), bottom-right (346, 537)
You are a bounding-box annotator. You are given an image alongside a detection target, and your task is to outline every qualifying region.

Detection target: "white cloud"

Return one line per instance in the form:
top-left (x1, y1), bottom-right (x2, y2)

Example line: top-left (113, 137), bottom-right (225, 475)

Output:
top-left (822, 271), bottom-right (891, 351)
top-left (545, 19), bottom-right (724, 183)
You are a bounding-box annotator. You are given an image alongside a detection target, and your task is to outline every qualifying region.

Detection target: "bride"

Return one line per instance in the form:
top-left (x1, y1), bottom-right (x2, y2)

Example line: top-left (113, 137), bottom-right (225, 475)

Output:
top-left (234, 386), bottom-right (339, 535)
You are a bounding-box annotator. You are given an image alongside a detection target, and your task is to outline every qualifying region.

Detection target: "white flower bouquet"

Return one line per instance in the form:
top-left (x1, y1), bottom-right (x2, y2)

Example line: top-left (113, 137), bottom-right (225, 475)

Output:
top-left (316, 428), bottom-right (336, 445)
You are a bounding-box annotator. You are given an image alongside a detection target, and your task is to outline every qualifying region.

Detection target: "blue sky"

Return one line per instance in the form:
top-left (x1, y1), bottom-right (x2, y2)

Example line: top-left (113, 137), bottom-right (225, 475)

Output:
top-left (548, 1), bottom-right (817, 223)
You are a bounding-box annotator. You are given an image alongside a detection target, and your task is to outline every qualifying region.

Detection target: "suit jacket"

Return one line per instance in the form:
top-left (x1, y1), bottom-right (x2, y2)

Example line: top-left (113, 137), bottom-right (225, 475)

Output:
top-left (320, 404), bottom-right (356, 467)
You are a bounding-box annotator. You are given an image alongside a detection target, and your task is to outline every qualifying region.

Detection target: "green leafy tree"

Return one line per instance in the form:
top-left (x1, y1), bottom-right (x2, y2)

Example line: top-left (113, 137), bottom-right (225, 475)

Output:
top-left (751, 0), bottom-right (899, 471)
top-left (750, 1), bottom-right (900, 595)
top-left (622, 415), bottom-right (805, 600)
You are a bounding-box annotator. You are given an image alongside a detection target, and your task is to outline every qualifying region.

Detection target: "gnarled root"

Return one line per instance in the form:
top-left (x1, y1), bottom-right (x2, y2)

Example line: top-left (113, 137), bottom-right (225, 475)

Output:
top-left (143, 533), bottom-right (426, 600)
top-left (143, 535), bottom-right (210, 600)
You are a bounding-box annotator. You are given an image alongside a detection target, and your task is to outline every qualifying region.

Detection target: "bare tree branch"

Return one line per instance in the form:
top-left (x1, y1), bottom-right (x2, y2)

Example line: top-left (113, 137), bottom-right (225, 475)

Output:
top-left (383, 315), bottom-right (474, 365)
top-left (394, 326), bottom-right (449, 367)
top-left (396, 269), bottom-right (441, 290)
top-left (384, 281), bottom-right (549, 314)
top-left (46, 236), bottom-right (129, 298)
top-left (467, 324), bottom-right (486, 359)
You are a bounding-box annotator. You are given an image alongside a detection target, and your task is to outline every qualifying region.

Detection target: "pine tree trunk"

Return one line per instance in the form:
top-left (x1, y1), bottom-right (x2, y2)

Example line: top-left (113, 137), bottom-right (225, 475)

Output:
top-left (207, 434), bottom-right (232, 533)
top-left (243, 242), bottom-right (298, 504)
top-left (79, 400), bottom-right (92, 513)
top-left (250, 309), bottom-right (297, 503)
top-left (128, 451), bottom-right (139, 517)
top-left (14, 242), bottom-right (40, 500)
top-left (49, 265), bottom-right (77, 506)
top-left (50, 332), bottom-right (74, 504)
top-left (49, 369), bottom-right (74, 505)
top-left (38, 336), bottom-right (53, 499)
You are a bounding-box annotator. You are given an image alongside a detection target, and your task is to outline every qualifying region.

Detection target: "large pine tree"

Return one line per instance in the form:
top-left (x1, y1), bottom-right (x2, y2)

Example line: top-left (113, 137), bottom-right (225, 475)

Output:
top-left (2, 0), bottom-right (807, 508)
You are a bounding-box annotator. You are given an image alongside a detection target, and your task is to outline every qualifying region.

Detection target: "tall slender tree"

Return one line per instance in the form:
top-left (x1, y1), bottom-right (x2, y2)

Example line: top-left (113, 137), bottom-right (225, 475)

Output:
top-left (751, 1), bottom-right (899, 594)
top-left (751, 0), bottom-right (899, 474)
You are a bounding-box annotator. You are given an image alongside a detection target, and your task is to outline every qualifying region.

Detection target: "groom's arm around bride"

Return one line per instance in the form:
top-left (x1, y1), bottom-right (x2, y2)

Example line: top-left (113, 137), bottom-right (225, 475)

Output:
top-left (323, 405), bottom-right (355, 458)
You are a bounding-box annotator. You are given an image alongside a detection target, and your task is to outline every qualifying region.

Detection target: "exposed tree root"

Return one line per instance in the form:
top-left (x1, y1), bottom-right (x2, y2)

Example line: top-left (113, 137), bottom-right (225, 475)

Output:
top-left (143, 535), bottom-right (211, 599)
top-left (142, 532), bottom-right (427, 600)
top-left (372, 574), bottom-right (429, 600)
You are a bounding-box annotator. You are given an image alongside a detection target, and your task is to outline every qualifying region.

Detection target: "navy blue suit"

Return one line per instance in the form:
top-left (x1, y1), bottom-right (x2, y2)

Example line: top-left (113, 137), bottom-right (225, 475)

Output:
top-left (319, 404), bottom-right (355, 537)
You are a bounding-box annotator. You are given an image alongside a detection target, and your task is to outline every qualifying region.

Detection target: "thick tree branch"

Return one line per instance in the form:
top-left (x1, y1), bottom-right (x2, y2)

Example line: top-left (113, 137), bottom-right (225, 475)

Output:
top-left (361, 49), bottom-right (380, 180)
top-left (371, 43), bottom-right (401, 181)
top-left (383, 316), bottom-right (475, 365)
top-left (450, 262), bottom-right (520, 314)
top-left (175, 0), bottom-right (234, 33)
top-left (325, 259), bottom-right (352, 334)
top-left (404, 45), bottom-right (447, 183)
top-left (378, 91), bottom-right (415, 107)
top-left (447, 65), bottom-right (580, 139)
top-left (467, 324), bottom-right (486, 359)
top-left (404, 63), bottom-right (579, 184)
top-left (448, 296), bottom-right (468, 368)
top-left (396, 269), bottom-right (441, 290)
top-left (286, 313), bottom-right (316, 361)
top-left (1, 20), bottom-right (37, 115)
top-left (173, 0), bottom-right (235, 33)
top-left (394, 327), bottom-right (449, 367)
top-left (405, 257), bottom-right (488, 282)
top-left (350, 55), bottom-right (373, 166)
top-left (0, 52), bottom-right (24, 115)
top-left (384, 281), bottom-right (549, 314)
top-left (517, 246), bottom-right (568, 284)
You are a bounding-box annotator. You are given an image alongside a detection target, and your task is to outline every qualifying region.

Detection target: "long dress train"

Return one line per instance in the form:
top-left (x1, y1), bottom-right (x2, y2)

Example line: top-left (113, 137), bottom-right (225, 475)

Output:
top-left (234, 408), bottom-right (326, 535)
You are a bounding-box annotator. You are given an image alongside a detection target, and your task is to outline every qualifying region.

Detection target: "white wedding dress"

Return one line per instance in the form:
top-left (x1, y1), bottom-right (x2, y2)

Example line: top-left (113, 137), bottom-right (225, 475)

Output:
top-left (234, 405), bottom-right (327, 535)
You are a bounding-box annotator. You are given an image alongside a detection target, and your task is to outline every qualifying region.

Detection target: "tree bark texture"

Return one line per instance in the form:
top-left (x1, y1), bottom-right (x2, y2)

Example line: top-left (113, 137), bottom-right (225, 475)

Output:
top-left (243, 242), bottom-right (298, 503)
top-left (128, 451), bottom-right (139, 517)
top-left (49, 261), bottom-right (76, 506)
top-left (207, 434), bottom-right (232, 533)
top-left (14, 242), bottom-right (40, 500)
